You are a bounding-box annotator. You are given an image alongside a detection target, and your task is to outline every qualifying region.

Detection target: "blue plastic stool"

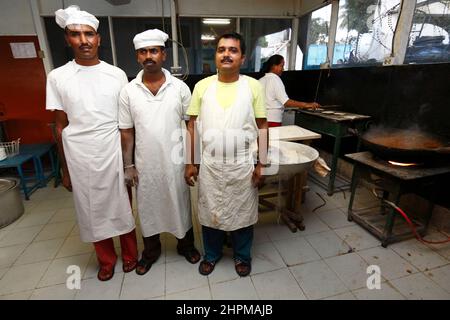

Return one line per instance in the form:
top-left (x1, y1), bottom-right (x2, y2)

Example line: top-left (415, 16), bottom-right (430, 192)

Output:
top-left (0, 154), bottom-right (41, 200)
top-left (20, 143), bottom-right (58, 187)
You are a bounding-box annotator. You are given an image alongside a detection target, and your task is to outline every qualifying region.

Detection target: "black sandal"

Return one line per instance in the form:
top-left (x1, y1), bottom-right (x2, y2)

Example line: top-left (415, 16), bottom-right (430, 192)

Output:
top-left (178, 248), bottom-right (201, 264)
top-left (235, 260), bottom-right (252, 277)
top-left (135, 257), bottom-right (156, 276)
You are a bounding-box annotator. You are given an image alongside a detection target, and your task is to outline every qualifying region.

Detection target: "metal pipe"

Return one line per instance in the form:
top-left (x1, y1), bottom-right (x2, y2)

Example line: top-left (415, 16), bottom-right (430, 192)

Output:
top-left (108, 16), bottom-right (118, 66)
top-left (29, 0), bottom-right (53, 74)
top-left (288, 17), bottom-right (299, 70)
top-left (326, 0), bottom-right (339, 68)
top-left (170, 0), bottom-right (180, 73)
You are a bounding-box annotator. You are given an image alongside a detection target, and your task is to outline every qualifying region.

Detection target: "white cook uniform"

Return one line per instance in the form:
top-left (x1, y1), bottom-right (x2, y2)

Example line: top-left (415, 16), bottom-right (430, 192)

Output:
top-left (197, 76), bottom-right (259, 231)
top-left (119, 68), bottom-right (192, 238)
top-left (46, 60), bottom-right (135, 243)
top-left (259, 72), bottom-right (289, 123)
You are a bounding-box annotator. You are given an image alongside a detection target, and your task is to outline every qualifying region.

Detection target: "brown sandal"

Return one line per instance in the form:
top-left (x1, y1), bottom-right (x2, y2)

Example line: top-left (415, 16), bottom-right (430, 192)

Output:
top-left (235, 260), bottom-right (251, 277)
top-left (198, 260), bottom-right (216, 276)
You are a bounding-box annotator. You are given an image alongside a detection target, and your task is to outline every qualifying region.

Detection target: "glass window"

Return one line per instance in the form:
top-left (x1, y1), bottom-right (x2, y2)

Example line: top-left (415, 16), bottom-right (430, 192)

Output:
top-left (405, 0), bottom-right (450, 64)
top-left (112, 17), bottom-right (173, 77)
top-left (303, 4), bottom-right (332, 69)
top-left (333, 0), bottom-right (401, 67)
top-left (198, 17), bottom-right (237, 74)
top-left (112, 17), bottom-right (236, 76)
top-left (44, 17), bottom-right (113, 68)
top-left (239, 18), bottom-right (293, 72)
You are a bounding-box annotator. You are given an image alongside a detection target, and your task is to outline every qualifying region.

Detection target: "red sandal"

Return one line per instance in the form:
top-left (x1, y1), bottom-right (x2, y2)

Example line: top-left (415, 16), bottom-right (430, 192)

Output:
top-left (122, 260), bottom-right (137, 273)
top-left (97, 267), bottom-right (115, 281)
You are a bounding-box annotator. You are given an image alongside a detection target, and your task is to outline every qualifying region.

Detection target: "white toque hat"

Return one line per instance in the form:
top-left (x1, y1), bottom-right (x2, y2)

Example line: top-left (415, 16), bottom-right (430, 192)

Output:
top-left (133, 29), bottom-right (169, 50)
top-left (55, 5), bottom-right (99, 31)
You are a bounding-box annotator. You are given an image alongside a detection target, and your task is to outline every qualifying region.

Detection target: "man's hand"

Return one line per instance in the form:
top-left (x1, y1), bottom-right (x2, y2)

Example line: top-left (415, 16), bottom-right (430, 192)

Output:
top-left (252, 163), bottom-right (266, 188)
top-left (124, 167), bottom-right (139, 187)
top-left (304, 102), bottom-right (320, 110)
top-left (184, 164), bottom-right (198, 186)
top-left (62, 173), bottom-right (72, 192)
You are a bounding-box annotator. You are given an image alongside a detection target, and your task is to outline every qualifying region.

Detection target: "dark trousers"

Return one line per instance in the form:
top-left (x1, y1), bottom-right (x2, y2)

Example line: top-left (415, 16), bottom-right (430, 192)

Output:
top-left (202, 225), bottom-right (254, 264)
top-left (141, 227), bottom-right (196, 262)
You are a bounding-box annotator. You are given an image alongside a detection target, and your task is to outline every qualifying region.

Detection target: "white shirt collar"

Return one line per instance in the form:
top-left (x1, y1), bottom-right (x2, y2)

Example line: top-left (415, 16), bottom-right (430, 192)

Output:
top-left (135, 68), bottom-right (172, 88)
top-left (265, 72), bottom-right (279, 78)
top-left (70, 59), bottom-right (103, 72)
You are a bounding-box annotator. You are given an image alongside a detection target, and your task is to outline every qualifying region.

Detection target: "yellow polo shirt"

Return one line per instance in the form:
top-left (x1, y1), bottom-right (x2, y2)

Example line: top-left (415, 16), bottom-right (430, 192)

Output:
top-left (187, 75), bottom-right (267, 118)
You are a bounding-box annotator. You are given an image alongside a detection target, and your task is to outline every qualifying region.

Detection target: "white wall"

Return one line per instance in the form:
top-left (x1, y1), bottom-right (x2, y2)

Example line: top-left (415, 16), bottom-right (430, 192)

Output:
top-left (39, 0), bottom-right (171, 17)
top-left (178, 0), bottom-right (297, 17)
top-left (38, 0), bottom-right (323, 17)
top-left (0, 0), bottom-right (326, 36)
top-left (298, 0), bottom-right (328, 16)
top-left (0, 0), bottom-right (35, 35)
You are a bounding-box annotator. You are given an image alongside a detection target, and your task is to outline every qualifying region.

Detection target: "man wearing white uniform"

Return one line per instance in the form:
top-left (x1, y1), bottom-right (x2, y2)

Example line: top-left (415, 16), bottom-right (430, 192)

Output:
top-left (185, 33), bottom-right (268, 277)
top-left (119, 29), bottom-right (200, 276)
top-left (46, 6), bottom-right (138, 282)
top-left (259, 54), bottom-right (320, 127)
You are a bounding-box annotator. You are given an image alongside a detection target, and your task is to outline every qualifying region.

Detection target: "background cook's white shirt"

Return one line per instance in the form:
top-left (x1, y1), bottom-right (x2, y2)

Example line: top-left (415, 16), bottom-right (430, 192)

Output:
top-left (259, 72), bottom-right (289, 123)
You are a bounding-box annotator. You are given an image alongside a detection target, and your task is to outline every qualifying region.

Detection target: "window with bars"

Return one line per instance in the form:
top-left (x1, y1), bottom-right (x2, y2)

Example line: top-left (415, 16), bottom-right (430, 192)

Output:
top-left (405, 0), bottom-right (450, 64)
top-left (333, 0), bottom-right (401, 67)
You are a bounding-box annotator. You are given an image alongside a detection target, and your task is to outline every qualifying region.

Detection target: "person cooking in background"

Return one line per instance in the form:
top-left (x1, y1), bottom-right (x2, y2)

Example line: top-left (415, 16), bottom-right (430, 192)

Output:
top-left (119, 29), bottom-right (201, 276)
top-left (259, 54), bottom-right (320, 127)
top-left (185, 32), bottom-right (268, 277)
top-left (46, 5), bottom-right (138, 282)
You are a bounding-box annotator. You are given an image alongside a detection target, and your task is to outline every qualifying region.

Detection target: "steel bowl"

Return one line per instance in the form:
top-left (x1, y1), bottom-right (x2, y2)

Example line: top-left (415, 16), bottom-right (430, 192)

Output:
top-left (0, 178), bottom-right (25, 228)
top-left (264, 141), bottom-right (319, 177)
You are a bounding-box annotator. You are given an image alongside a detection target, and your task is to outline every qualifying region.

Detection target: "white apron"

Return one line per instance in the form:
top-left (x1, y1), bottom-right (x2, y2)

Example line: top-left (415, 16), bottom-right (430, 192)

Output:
top-left (197, 76), bottom-right (259, 231)
top-left (133, 82), bottom-right (192, 238)
top-left (62, 68), bottom-right (135, 242)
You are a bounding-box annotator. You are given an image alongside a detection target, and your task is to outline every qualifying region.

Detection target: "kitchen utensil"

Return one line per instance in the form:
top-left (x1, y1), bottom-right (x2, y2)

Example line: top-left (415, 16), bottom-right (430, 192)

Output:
top-left (360, 127), bottom-right (450, 163)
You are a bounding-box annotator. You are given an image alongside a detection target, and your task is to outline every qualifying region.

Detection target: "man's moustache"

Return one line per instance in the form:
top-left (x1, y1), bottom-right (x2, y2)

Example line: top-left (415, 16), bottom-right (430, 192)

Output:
top-left (221, 58), bottom-right (233, 63)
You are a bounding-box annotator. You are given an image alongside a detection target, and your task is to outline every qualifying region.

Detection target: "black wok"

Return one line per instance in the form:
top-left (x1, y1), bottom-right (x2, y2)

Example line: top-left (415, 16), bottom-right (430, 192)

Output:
top-left (360, 127), bottom-right (450, 163)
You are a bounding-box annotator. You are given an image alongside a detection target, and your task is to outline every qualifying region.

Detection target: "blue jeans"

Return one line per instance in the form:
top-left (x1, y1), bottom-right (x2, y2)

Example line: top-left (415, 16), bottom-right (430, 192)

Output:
top-left (202, 225), bottom-right (254, 264)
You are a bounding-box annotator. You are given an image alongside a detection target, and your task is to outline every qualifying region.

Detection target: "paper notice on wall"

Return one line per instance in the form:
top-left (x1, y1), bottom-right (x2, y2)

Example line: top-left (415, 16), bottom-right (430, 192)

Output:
top-left (10, 42), bottom-right (37, 59)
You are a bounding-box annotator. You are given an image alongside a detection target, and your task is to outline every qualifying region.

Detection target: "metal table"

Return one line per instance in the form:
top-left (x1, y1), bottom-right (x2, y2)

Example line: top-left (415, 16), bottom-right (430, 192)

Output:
top-left (295, 109), bottom-right (371, 195)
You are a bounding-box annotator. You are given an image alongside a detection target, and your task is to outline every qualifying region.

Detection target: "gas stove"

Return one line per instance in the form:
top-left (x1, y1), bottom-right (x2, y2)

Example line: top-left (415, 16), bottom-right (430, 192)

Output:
top-left (345, 151), bottom-right (450, 247)
top-left (348, 152), bottom-right (450, 181)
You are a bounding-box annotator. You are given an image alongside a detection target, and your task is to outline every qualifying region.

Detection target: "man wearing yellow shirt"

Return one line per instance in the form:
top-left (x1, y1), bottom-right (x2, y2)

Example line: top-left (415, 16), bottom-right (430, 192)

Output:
top-left (184, 32), bottom-right (268, 277)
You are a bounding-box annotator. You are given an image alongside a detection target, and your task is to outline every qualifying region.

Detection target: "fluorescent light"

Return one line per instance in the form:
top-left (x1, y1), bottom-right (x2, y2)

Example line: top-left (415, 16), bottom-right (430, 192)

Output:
top-left (202, 18), bottom-right (231, 25)
top-left (201, 34), bottom-right (215, 41)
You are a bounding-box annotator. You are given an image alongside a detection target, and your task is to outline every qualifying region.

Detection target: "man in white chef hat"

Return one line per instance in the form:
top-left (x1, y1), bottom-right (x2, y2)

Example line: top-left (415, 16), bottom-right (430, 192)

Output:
top-left (119, 29), bottom-right (201, 275)
top-left (46, 5), bottom-right (138, 281)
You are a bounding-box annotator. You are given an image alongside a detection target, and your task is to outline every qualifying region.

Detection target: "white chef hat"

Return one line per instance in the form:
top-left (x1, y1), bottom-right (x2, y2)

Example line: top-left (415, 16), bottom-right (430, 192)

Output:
top-left (133, 29), bottom-right (169, 50)
top-left (55, 5), bottom-right (99, 31)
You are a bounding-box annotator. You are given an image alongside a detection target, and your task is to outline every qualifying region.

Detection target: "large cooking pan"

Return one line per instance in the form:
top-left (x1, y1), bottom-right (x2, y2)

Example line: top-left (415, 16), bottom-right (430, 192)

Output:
top-left (360, 127), bottom-right (450, 163)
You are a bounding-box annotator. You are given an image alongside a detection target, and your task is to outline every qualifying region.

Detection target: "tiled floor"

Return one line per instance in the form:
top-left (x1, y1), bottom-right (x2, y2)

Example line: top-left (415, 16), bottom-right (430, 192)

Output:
top-left (1, 179), bottom-right (450, 300)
